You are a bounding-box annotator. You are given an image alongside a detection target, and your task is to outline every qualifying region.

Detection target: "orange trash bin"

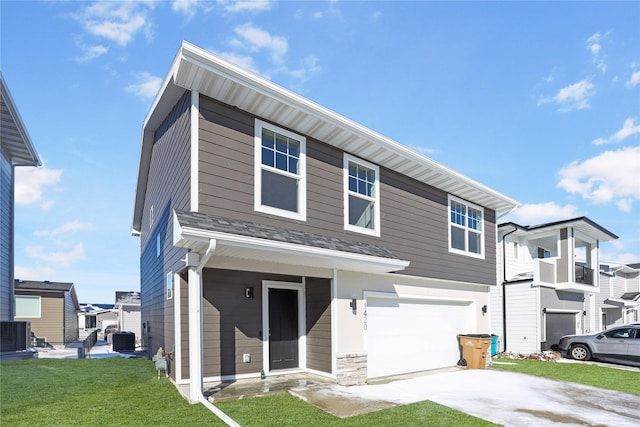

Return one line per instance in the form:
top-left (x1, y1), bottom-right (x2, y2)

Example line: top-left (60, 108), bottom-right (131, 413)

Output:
top-left (457, 334), bottom-right (492, 369)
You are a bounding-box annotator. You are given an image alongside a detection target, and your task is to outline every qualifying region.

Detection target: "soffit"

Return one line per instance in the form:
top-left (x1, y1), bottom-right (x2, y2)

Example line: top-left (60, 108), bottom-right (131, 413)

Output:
top-left (158, 42), bottom-right (519, 213)
top-left (0, 74), bottom-right (41, 166)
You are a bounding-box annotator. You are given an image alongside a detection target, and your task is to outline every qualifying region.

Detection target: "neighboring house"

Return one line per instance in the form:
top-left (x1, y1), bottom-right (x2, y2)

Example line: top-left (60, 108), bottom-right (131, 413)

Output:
top-left (597, 262), bottom-right (640, 329)
top-left (115, 291), bottom-right (141, 344)
top-left (78, 303), bottom-right (116, 330)
top-left (14, 280), bottom-right (80, 346)
top-left (0, 73), bottom-right (41, 321)
top-left (492, 217), bottom-right (618, 354)
top-left (132, 41), bottom-right (518, 400)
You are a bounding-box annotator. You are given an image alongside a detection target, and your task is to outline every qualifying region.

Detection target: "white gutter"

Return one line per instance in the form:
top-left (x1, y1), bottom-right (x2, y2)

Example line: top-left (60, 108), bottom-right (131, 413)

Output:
top-left (186, 240), bottom-right (239, 427)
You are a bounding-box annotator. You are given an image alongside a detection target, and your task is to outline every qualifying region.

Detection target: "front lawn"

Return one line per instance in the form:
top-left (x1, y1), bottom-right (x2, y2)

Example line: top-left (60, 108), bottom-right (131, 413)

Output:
top-left (0, 358), bottom-right (494, 426)
top-left (491, 358), bottom-right (640, 395)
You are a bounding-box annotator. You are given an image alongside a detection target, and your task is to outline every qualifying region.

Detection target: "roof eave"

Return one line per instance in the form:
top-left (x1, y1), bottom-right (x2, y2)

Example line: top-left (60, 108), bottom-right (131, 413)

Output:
top-left (174, 223), bottom-right (410, 275)
top-left (0, 73), bottom-right (41, 167)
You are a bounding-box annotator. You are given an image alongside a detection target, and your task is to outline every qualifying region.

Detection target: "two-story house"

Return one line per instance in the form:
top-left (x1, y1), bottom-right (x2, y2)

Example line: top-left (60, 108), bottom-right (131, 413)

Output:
top-left (492, 217), bottom-right (617, 355)
top-left (132, 42), bottom-right (518, 402)
top-left (1, 73), bottom-right (41, 322)
top-left (598, 262), bottom-right (640, 329)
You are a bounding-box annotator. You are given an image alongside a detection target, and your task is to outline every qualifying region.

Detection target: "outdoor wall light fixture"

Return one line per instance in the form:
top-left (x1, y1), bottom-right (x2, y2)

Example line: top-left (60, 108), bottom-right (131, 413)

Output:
top-left (350, 298), bottom-right (357, 314)
top-left (245, 287), bottom-right (254, 299)
top-left (481, 305), bottom-right (487, 315)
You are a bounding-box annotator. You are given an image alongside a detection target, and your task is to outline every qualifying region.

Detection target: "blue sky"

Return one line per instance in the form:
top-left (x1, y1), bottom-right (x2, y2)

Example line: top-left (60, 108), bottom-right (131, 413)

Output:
top-left (3, 1), bottom-right (639, 304)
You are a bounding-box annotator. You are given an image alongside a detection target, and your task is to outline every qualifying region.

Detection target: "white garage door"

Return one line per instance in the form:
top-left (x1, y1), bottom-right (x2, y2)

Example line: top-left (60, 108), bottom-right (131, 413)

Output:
top-left (365, 294), bottom-right (475, 378)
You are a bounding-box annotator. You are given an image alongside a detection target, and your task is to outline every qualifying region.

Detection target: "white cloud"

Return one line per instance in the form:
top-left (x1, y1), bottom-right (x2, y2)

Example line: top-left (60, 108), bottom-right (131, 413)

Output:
top-left (26, 244), bottom-right (86, 268)
top-left (34, 221), bottom-right (92, 238)
top-left (538, 79), bottom-right (595, 112)
top-left (14, 165), bottom-right (62, 209)
top-left (126, 72), bottom-right (163, 100)
top-left (14, 265), bottom-right (56, 281)
top-left (505, 202), bottom-right (580, 226)
top-left (593, 117), bottom-right (640, 145)
top-left (233, 23), bottom-right (288, 63)
top-left (75, 43), bottom-right (108, 63)
top-left (586, 32), bottom-right (607, 74)
top-left (557, 145), bottom-right (640, 211)
top-left (172, 0), bottom-right (199, 16)
top-left (217, 52), bottom-right (258, 72)
top-left (626, 70), bottom-right (640, 88)
top-left (73, 1), bottom-right (154, 46)
top-left (223, 0), bottom-right (272, 13)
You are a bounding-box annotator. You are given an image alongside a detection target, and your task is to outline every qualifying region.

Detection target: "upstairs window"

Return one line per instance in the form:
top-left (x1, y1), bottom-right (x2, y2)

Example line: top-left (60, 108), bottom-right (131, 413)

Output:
top-left (344, 154), bottom-right (380, 236)
top-left (448, 195), bottom-right (484, 258)
top-left (254, 119), bottom-right (306, 221)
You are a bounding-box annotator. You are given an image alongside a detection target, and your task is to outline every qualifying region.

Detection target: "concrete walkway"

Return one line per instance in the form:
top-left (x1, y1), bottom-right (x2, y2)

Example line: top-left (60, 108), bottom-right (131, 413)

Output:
top-left (202, 367), bottom-right (640, 426)
top-left (336, 368), bottom-right (640, 426)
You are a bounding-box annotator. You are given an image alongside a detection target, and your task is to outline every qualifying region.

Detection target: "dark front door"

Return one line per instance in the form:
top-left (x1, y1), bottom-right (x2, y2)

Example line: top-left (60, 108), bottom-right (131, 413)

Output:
top-left (269, 288), bottom-right (299, 370)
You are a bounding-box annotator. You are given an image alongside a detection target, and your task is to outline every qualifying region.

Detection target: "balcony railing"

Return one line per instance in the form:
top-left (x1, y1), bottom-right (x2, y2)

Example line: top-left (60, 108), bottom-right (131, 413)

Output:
top-left (575, 265), bottom-right (594, 285)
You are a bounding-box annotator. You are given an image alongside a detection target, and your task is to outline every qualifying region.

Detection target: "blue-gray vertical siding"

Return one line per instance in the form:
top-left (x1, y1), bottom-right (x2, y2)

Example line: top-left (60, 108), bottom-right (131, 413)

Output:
top-left (139, 91), bottom-right (191, 363)
top-left (0, 148), bottom-right (13, 321)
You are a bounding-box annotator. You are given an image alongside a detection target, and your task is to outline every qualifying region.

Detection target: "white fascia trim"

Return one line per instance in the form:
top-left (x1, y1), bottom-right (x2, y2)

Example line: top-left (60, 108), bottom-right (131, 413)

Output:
top-left (177, 41), bottom-right (519, 212)
top-left (173, 272), bottom-right (182, 382)
top-left (363, 290), bottom-right (474, 305)
top-left (177, 226), bottom-right (410, 271)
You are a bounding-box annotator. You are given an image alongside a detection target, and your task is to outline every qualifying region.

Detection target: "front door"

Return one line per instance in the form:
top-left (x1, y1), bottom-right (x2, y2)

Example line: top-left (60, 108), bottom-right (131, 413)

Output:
top-left (269, 288), bottom-right (299, 370)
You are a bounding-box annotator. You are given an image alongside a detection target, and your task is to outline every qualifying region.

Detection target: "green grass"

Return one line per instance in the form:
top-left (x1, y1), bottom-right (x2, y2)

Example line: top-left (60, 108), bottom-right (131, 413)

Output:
top-left (217, 393), bottom-right (494, 426)
top-left (1, 358), bottom-right (222, 426)
top-left (1, 358), bottom-right (494, 426)
top-left (491, 358), bottom-right (640, 395)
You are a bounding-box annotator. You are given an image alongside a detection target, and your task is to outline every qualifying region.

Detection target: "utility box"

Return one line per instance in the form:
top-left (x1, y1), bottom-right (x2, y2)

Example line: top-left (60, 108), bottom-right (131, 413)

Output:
top-left (112, 332), bottom-right (135, 352)
top-left (457, 334), bottom-right (492, 369)
top-left (0, 321), bottom-right (31, 352)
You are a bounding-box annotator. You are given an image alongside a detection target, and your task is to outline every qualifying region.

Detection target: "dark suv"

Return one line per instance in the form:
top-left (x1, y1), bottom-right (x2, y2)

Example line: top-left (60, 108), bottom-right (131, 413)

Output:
top-left (558, 323), bottom-right (640, 363)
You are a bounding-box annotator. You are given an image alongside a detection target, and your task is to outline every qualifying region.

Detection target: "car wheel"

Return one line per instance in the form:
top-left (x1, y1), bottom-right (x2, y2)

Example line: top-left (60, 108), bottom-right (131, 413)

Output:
top-left (569, 344), bottom-right (591, 361)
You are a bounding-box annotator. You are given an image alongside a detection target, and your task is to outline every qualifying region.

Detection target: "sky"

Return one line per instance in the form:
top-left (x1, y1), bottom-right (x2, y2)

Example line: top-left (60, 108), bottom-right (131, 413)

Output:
top-left (2, 1), bottom-right (639, 304)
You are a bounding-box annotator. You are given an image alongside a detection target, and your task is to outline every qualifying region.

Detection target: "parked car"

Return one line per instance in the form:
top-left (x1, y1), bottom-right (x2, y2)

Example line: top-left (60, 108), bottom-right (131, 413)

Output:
top-left (103, 324), bottom-right (119, 341)
top-left (558, 324), bottom-right (640, 363)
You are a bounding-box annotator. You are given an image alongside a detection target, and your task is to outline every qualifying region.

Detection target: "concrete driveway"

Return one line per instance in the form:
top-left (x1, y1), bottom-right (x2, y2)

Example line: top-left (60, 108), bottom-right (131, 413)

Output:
top-left (323, 367), bottom-right (640, 426)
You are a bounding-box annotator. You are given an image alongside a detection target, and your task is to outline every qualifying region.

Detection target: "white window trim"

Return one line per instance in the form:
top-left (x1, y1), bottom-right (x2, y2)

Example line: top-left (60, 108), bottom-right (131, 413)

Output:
top-left (15, 295), bottom-right (41, 318)
top-left (254, 119), bottom-right (307, 221)
top-left (166, 271), bottom-right (173, 300)
top-left (448, 195), bottom-right (485, 259)
top-left (343, 154), bottom-right (381, 237)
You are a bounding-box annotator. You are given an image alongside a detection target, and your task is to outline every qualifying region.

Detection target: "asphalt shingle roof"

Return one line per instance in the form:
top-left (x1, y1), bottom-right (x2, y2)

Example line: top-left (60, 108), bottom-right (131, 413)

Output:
top-left (175, 210), bottom-right (400, 260)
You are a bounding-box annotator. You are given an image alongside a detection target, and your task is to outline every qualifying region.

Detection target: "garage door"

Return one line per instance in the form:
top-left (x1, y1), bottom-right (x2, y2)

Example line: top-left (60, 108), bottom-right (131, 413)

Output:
top-left (365, 294), bottom-right (475, 379)
top-left (544, 312), bottom-right (577, 350)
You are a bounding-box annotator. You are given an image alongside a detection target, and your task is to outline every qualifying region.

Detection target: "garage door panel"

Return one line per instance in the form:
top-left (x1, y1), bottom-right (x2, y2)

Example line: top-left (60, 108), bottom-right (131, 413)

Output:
top-left (365, 296), bottom-right (474, 378)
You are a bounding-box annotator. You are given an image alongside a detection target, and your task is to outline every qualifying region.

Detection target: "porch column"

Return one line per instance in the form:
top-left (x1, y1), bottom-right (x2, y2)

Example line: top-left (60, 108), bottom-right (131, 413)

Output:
top-left (187, 266), bottom-right (203, 403)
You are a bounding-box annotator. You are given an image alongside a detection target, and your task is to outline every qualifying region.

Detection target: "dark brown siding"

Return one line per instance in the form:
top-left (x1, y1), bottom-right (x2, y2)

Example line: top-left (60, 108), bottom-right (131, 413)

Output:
top-left (198, 96), bottom-right (497, 285)
top-left (305, 278), bottom-right (332, 373)
top-left (182, 268), bottom-right (301, 379)
top-left (139, 91), bottom-right (191, 365)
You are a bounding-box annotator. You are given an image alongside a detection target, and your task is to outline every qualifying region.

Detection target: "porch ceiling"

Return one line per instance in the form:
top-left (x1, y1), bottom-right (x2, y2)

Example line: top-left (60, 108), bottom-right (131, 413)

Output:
top-left (173, 210), bottom-right (410, 275)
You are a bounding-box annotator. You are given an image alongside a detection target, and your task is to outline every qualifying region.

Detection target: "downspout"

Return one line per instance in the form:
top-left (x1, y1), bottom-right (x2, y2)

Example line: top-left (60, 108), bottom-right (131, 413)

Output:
top-left (501, 226), bottom-right (518, 353)
top-left (188, 240), bottom-right (239, 427)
